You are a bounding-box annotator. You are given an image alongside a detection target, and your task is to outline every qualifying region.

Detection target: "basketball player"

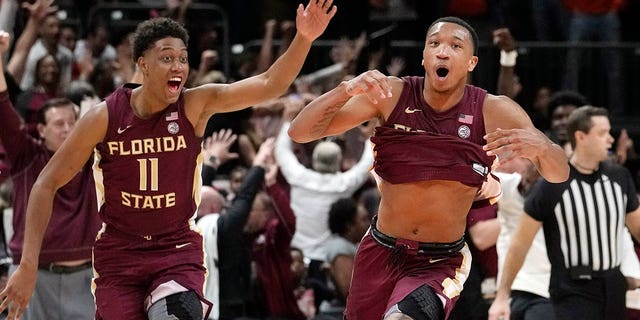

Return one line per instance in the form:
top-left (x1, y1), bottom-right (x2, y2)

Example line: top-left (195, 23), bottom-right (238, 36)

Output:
top-left (288, 16), bottom-right (569, 320)
top-left (0, 1), bottom-right (335, 319)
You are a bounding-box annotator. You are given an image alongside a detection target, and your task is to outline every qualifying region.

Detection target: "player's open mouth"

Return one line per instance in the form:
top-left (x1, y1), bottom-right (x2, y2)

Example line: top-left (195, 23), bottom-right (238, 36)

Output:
top-left (436, 67), bottom-right (449, 78)
top-left (168, 77), bottom-right (182, 93)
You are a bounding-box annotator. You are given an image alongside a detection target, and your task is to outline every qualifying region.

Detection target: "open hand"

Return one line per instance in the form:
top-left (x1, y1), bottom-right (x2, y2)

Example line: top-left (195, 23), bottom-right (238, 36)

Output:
top-left (295, 0), bottom-right (337, 42)
top-left (203, 129), bottom-right (239, 168)
top-left (0, 264), bottom-right (38, 320)
top-left (483, 128), bottom-right (551, 165)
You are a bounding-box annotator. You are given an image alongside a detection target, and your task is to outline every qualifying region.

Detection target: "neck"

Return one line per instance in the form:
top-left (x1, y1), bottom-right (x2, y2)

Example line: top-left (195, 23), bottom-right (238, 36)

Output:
top-left (132, 86), bottom-right (166, 119)
top-left (423, 81), bottom-right (466, 112)
top-left (570, 154), bottom-right (599, 174)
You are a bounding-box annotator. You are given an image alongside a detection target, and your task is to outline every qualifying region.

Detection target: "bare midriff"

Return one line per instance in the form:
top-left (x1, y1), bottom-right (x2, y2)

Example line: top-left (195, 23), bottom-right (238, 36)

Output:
top-left (376, 179), bottom-right (477, 243)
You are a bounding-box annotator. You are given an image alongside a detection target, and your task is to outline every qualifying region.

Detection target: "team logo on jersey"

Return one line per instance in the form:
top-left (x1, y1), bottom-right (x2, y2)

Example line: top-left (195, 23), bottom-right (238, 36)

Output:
top-left (404, 106), bottom-right (422, 114)
top-left (457, 125), bottom-right (470, 139)
top-left (167, 122), bottom-right (179, 134)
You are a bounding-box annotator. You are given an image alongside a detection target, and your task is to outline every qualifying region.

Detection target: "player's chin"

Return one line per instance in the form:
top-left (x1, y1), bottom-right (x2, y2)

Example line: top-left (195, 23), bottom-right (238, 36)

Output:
top-left (165, 88), bottom-right (182, 103)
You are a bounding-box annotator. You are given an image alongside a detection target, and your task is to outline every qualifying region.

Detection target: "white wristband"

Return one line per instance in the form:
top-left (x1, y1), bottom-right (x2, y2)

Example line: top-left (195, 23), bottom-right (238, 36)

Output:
top-left (500, 50), bottom-right (518, 67)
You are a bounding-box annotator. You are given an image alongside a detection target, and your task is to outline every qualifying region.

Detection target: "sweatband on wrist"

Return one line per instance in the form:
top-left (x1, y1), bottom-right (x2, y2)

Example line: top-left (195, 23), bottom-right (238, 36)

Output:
top-left (500, 50), bottom-right (518, 67)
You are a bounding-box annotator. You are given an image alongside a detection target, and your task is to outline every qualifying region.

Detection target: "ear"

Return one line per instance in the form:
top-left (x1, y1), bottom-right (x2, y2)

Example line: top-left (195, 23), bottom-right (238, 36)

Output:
top-left (137, 57), bottom-right (148, 75)
top-left (421, 59), bottom-right (424, 66)
top-left (467, 56), bottom-right (478, 72)
top-left (37, 123), bottom-right (46, 137)
top-left (575, 130), bottom-right (586, 143)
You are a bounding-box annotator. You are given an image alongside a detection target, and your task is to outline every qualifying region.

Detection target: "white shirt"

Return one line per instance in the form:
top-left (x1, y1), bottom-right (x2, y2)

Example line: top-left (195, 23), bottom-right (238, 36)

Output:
top-left (495, 171), bottom-right (551, 298)
top-left (275, 122), bottom-right (373, 261)
top-left (20, 40), bottom-right (73, 90)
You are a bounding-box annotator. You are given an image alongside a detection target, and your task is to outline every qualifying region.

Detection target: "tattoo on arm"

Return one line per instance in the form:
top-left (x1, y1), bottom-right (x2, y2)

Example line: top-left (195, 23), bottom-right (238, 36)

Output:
top-left (310, 96), bottom-right (350, 137)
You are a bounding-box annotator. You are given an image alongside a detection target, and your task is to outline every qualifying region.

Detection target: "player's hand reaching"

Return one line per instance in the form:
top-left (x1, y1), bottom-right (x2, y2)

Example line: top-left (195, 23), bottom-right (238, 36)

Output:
top-left (0, 264), bottom-right (37, 320)
top-left (344, 70), bottom-right (393, 104)
top-left (295, 0), bottom-right (337, 42)
top-left (483, 127), bottom-right (553, 165)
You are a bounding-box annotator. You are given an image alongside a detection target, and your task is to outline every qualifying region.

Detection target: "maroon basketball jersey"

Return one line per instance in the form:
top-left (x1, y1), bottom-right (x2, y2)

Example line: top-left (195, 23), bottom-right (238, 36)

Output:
top-left (94, 85), bottom-right (203, 236)
top-left (371, 76), bottom-right (494, 188)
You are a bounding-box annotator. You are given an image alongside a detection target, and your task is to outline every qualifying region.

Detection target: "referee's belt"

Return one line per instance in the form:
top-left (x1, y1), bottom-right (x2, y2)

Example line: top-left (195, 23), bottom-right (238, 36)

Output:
top-left (370, 215), bottom-right (465, 255)
top-left (39, 261), bottom-right (92, 274)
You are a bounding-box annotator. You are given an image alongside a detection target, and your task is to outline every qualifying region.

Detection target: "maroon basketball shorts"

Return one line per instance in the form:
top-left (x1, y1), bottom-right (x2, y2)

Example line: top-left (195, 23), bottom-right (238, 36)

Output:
top-left (92, 224), bottom-right (211, 320)
top-left (345, 229), bottom-right (471, 320)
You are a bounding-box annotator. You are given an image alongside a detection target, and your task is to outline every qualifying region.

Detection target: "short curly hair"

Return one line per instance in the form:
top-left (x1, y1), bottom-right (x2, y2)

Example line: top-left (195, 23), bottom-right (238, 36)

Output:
top-left (132, 17), bottom-right (189, 61)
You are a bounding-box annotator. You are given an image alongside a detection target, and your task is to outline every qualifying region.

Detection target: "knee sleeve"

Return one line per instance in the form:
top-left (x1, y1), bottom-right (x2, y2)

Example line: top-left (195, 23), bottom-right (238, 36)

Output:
top-left (396, 285), bottom-right (444, 320)
top-left (148, 290), bottom-right (203, 320)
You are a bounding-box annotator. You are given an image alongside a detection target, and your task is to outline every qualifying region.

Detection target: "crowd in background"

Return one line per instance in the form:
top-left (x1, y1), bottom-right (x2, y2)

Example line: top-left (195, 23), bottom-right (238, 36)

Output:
top-left (0, 0), bottom-right (639, 319)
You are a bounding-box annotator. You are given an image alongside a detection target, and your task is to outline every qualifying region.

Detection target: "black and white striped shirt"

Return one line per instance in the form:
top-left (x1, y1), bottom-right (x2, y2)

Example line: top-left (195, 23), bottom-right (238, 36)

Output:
top-left (525, 162), bottom-right (638, 272)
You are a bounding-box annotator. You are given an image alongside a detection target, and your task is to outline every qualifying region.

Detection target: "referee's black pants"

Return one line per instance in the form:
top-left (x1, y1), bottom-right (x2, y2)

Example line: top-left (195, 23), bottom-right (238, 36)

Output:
top-left (550, 267), bottom-right (626, 320)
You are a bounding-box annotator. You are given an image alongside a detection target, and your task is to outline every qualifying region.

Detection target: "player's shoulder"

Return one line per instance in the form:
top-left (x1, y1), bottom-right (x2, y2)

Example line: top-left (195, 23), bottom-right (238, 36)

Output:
top-left (482, 93), bottom-right (530, 127)
top-left (483, 93), bottom-right (519, 110)
top-left (183, 83), bottom-right (226, 108)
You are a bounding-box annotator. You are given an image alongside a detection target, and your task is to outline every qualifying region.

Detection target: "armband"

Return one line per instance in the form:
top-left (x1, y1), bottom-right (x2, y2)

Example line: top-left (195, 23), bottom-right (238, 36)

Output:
top-left (500, 50), bottom-right (518, 67)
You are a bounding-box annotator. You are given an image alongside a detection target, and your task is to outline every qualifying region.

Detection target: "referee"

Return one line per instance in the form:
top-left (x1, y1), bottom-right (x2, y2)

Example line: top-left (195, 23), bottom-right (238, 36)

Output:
top-left (490, 105), bottom-right (640, 320)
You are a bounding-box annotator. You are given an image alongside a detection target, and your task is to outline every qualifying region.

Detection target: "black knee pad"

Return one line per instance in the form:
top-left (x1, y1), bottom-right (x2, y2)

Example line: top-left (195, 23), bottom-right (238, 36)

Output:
top-left (148, 290), bottom-right (203, 320)
top-left (397, 285), bottom-right (444, 320)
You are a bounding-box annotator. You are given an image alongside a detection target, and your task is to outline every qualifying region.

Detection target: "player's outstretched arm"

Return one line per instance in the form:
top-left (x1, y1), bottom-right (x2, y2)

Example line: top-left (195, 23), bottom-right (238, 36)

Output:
top-left (190, 0), bottom-right (336, 119)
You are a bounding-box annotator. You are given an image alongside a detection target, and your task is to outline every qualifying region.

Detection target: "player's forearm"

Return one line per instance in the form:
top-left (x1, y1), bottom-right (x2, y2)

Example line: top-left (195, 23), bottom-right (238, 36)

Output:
top-left (288, 81), bottom-right (351, 143)
top-left (262, 33), bottom-right (312, 97)
top-left (534, 142), bottom-right (569, 183)
top-left (20, 182), bottom-right (56, 269)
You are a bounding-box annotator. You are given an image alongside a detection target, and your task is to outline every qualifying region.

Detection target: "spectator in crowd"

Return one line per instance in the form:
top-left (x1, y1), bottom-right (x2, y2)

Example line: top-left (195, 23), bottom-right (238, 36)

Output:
top-left (199, 139), bottom-right (277, 320)
top-left (74, 21), bottom-right (116, 70)
top-left (15, 53), bottom-right (62, 136)
top-left (59, 24), bottom-right (77, 53)
top-left (0, 32), bottom-right (100, 319)
top-left (275, 100), bottom-right (373, 304)
top-left (545, 90), bottom-right (589, 152)
top-left (252, 164), bottom-right (307, 320)
top-left (319, 197), bottom-right (370, 319)
top-left (20, 12), bottom-right (73, 91)
top-left (291, 246), bottom-right (317, 319)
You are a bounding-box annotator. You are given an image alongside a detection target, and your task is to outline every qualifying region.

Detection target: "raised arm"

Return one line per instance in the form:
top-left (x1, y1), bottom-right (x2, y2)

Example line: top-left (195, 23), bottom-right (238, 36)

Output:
top-left (188, 0), bottom-right (336, 119)
top-left (482, 95), bottom-right (569, 183)
top-left (6, 0), bottom-right (57, 82)
top-left (492, 28), bottom-right (518, 99)
top-left (288, 70), bottom-right (397, 143)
